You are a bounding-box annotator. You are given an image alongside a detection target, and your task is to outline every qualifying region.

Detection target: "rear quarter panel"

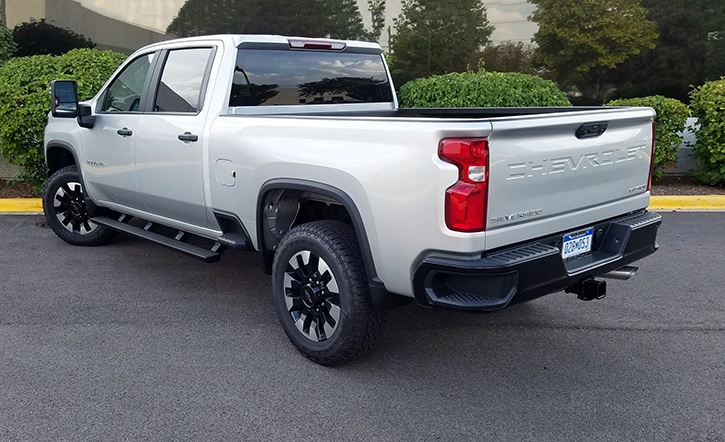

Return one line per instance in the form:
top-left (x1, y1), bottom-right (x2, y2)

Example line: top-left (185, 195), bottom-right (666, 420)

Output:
top-left (208, 115), bottom-right (492, 296)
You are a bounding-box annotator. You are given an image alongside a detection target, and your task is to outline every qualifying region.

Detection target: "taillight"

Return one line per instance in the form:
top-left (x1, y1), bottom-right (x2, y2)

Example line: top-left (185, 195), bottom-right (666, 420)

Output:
top-left (648, 120), bottom-right (656, 191)
top-left (288, 39), bottom-right (346, 51)
top-left (439, 138), bottom-right (489, 232)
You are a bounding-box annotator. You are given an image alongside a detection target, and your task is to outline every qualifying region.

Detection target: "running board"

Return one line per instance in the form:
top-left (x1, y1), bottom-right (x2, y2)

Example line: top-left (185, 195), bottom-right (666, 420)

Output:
top-left (92, 216), bottom-right (221, 263)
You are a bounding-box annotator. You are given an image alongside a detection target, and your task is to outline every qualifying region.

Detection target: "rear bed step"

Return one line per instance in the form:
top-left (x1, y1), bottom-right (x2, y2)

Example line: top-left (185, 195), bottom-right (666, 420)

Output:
top-left (92, 216), bottom-right (221, 263)
top-left (217, 232), bottom-right (248, 248)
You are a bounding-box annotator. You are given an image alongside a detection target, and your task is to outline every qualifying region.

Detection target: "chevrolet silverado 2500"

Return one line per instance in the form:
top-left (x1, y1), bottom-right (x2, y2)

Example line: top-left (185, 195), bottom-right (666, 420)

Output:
top-left (44, 35), bottom-right (661, 365)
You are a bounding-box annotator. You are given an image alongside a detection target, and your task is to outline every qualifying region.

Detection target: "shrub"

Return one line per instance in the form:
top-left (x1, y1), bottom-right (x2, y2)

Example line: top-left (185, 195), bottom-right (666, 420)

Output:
top-left (398, 68), bottom-right (570, 108)
top-left (606, 96), bottom-right (690, 180)
top-left (0, 48), bottom-right (126, 191)
top-left (689, 78), bottom-right (725, 186)
top-left (13, 19), bottom-right (95, 57)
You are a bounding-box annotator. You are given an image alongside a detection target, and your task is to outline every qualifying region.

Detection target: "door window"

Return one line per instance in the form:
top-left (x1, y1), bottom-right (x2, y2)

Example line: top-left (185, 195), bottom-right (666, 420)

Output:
top-left (99, 53), bottom-right (155, 112)
top-left (153, 48), bottom-right (213, 113)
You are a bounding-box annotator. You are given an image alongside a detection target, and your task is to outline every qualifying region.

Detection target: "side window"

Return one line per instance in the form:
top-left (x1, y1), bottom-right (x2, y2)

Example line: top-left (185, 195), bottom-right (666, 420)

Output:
top-left (154, 48), bottom-right (213, 113)
top-left (100, 53), bottom-right (155, 112)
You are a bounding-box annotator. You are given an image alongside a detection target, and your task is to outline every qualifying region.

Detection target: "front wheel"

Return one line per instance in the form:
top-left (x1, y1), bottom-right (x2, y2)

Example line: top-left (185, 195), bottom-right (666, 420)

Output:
top-left (42, 165), bottom-right (116, 246)
top-left (271, 220), bottom-right (385, 366)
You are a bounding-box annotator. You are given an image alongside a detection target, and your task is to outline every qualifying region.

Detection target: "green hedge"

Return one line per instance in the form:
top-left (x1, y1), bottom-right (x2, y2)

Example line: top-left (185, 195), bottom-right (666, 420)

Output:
top-left (0, 48), bottom-right (126, 190)
top-left (606, 96), bottom-right (690, 180)
top-left (398, 69), bottom-right (570, 108)
top-left (689, 78), bottom-right (725, 186)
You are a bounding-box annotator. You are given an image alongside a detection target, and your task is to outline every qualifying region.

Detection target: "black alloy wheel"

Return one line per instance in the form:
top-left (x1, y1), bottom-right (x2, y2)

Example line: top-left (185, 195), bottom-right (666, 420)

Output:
top-left (52, 179), bottom-right (96, 235)
top-left (283, 249), bottom-right (342, 342)
top-left (43, 165), bottom-right (116, 246)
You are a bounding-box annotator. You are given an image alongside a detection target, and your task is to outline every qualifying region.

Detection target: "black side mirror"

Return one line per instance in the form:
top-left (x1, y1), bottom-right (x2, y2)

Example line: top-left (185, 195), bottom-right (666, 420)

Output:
top-left (51, 80), bottom-right (79, 117)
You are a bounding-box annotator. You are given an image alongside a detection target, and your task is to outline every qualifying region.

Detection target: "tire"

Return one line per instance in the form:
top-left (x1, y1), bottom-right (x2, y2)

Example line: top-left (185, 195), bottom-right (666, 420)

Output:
top-left (271, 220), bottom-right (386, 366)
top-left (42, 165), bottom-right (117, 246)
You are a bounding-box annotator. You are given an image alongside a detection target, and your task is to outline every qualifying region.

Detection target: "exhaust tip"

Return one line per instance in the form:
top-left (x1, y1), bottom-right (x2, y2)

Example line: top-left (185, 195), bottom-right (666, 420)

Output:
top-left (601, 266), bottom-right (639, 281)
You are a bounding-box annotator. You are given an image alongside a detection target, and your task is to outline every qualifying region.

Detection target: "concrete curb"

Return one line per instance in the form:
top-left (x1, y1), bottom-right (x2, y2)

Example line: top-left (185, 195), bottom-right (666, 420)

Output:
top-left (2, 196), bottom-right (725, 215)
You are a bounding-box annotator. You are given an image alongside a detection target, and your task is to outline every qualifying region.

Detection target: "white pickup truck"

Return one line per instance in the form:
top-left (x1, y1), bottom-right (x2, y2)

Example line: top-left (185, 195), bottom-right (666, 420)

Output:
top-left (44, 35), bottom-right (661, 365)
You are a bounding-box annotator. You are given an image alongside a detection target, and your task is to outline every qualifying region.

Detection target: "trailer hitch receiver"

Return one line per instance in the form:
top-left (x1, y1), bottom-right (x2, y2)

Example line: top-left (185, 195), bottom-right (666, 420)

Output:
top-left (565, 278), bottom-right (607, 301)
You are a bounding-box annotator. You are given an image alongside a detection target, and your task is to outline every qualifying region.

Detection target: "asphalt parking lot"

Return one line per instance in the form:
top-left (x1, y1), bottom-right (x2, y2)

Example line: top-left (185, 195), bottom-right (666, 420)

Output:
top-left (1, 212), bottom-right (724, 442)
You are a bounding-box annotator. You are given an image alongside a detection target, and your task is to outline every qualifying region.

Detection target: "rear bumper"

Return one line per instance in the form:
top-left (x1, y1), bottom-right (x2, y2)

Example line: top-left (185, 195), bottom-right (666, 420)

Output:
top-left (412, 210), bottom-right (662, 312)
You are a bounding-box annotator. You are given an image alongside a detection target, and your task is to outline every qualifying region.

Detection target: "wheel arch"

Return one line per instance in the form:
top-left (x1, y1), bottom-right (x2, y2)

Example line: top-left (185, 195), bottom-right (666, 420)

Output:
top-left (45, 141), bottom-right (109, 217)
top-left (46, 141), bottom-right (79, 177)
top-left (257, 179), bottom-right (410, 310)
top-left (257, 179), bottom-right (375, 275)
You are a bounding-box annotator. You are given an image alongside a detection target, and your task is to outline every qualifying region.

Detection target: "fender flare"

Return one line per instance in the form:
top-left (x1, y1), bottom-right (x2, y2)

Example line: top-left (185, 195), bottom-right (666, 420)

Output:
top-left (256, 179), bottom-right (410, 310)
top-left (45, 141), bottom-right (106, 216)
top-left (257, 179), bottom-right (378, 280)
top-left (45, 141), bottom-right (80, 176)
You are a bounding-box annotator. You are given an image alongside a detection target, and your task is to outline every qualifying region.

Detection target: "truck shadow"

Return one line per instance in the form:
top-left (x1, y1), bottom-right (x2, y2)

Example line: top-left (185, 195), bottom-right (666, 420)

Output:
top-left (106, 234), bottom-right (615, 367)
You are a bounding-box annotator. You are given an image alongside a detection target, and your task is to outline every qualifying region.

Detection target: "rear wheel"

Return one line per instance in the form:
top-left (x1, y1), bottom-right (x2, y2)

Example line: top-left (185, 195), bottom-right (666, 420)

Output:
top-left (272, 220), bottom-right (385, 366)
top-left (42, 165), bottom-right (116, 246)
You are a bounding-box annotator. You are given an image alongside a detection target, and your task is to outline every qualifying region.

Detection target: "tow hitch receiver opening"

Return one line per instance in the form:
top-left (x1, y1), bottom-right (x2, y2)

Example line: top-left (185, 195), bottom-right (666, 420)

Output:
top-left (565, 278), bottom-right (607, 301)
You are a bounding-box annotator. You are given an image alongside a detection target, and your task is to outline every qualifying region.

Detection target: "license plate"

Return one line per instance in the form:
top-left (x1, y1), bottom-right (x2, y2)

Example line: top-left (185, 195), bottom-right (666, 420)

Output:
top-left (561, 228), bottom-right (593, 259)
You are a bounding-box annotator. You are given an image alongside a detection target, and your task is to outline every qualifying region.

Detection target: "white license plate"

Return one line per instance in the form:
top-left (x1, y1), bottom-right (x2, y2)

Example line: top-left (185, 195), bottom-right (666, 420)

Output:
top-left (561, 229), bottom-right (593, 259)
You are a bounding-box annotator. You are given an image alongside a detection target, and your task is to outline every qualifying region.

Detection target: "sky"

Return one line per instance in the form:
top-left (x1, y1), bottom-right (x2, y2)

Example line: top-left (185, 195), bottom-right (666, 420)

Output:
top-left (77, 0), bottom-right (538, 46)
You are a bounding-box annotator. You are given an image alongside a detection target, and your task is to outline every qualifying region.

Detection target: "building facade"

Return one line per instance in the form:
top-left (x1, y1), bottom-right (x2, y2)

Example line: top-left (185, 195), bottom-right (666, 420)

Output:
top-left (2, 0), bottom-right (168, 54)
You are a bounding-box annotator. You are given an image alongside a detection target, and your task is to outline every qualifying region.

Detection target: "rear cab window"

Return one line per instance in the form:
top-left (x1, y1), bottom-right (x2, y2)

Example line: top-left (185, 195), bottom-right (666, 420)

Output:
top-left (229, 49), bottom-right (394, 107)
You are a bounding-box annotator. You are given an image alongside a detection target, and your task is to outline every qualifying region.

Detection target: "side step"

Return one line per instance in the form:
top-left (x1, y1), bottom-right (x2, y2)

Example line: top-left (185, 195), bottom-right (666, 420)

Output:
top-left (217, 232), bottom-right (247, 249)
top-left (92, 216), bottom-right (221, 263)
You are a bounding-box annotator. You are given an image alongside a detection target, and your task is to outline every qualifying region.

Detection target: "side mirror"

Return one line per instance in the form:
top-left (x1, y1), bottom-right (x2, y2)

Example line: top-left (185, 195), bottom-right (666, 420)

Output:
top-left (51, 80), bottom-right (79, 117)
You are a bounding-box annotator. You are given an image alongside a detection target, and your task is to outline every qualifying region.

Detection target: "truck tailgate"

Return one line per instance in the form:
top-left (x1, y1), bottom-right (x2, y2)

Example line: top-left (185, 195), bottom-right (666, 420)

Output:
top-left (485, 108), bottom-right (654, 246)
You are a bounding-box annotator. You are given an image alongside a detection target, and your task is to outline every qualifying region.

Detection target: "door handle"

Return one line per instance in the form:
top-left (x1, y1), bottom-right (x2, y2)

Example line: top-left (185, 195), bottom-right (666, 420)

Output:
top-left (178, 132), bottom-right (199, 142)
top-left (116, 127), bottom-right (133, 136)
top-left (576, 122), bottom-right (608, 139)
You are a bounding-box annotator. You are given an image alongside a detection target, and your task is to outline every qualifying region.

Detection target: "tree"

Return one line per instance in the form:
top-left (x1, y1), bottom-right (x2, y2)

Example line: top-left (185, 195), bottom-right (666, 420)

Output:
top-left (167, 0), bottom-right (368, 40)
top-left (389, 0), bottom-right (494, 84)
top-left (0, 22), bottom-right (17, 63)
top-left (468, 41), bottom-right (537, 75)
top-left (367, 0), bottom-right (386, 41)
top-left (529, 0), bottom-right (658, 102)
top-left (607, 0), bottom-right (725, 102)
top-left (13, 19), bottom-right (95, 57)
top-left (706, 31), bottom-right (725, 82)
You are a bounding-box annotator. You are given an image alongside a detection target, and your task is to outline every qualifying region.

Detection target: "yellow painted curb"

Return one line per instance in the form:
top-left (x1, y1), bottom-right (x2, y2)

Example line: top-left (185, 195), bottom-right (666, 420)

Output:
top-left (0, 198), bottom-right (43, 213)
top-left (649, 195), bottom-right (725, 211)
